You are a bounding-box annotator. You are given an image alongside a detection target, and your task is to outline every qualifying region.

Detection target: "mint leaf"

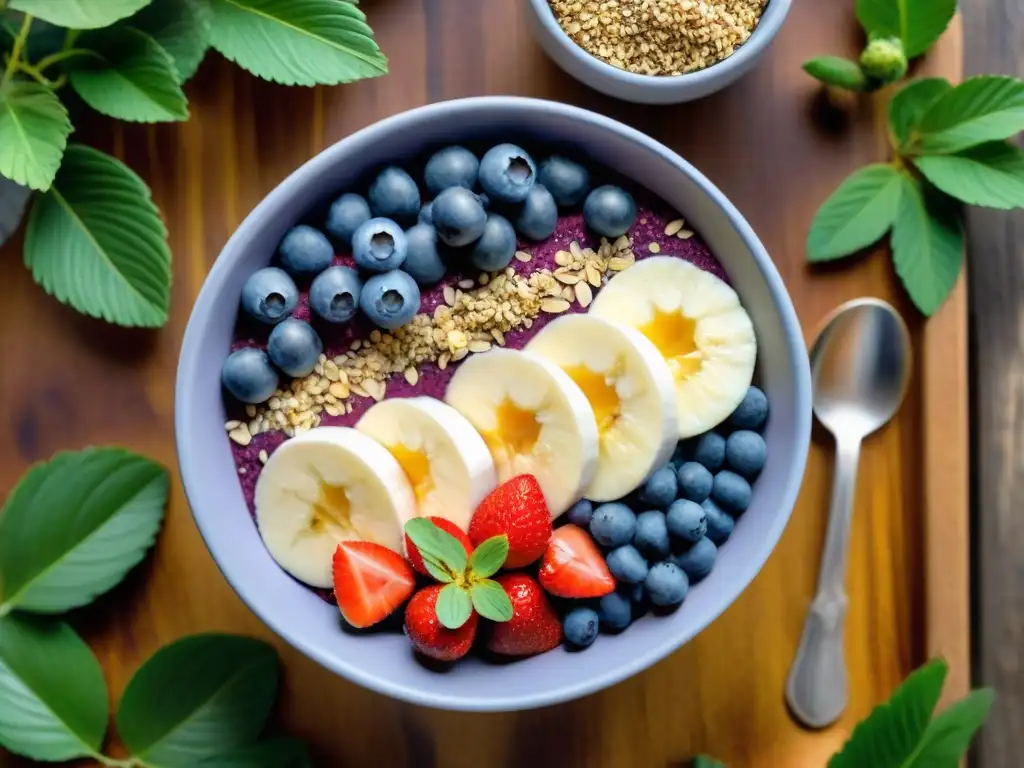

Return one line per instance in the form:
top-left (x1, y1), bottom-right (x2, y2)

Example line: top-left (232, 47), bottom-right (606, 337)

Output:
top-left (803, 56), bottom-right (870, 91)
top-left (468, 534), bottom-right (509, 579)
top-left (807, 164), bottom-right (903, 262)
top-left (198, 738), bottom-right (311, 767)
top-left (914, 142), bottom-right (1024, 210)
top-left (0, 614), bottom-right (108, 762)
top-left (130, 0), bottom-right (213, 82)
top-left (692, 757), bottom-right (726, 768)
top-left (470, 579), bottom-right (513, 622)
top-left (420, 555), bottom-right (455, 584)
top-left (24, 144), bottom-right (172, 328)
top-left (916, 76), bottom-right (1024, 154)
top-left (9, 0), bottom-right (152, 29)
top-left (404, 518), bottom-right (468, 574)
top-left (117, 634), bottom-right (279, 766)
top-left (0, 80), bottom-right (71, 191)
top-left (70, 27), bottom-right (189, 123)
top-left (890, 78), bottom-right (951, 150)
top-left (435, 583), bottom-right (474, 630)
top-left (0, 447), bottom-right (167, 614)
top-left (0, 176), bottom-right (30, 249)
top-left (828, 658), bottom-right (948, 768)
top-left (855, 0), bottom-right (957, 59)
top-left (892, 175), bottom-right (964, 316)
top-left (908, 688), bottom-right (996, 765)
top-left (207, 0), bottom-right (387, 86)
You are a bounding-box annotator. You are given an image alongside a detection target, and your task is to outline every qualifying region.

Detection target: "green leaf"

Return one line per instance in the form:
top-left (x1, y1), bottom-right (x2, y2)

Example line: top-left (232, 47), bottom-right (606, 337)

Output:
top-left (0, 614), bottom-right (108, 762)
top-left (468, 534), bottom-right (509, 579)
top-left (469, 579), bottom-right (513, 623)
top-left (692, 757), bottom-right (726, 768)
top-left (207, 0), bottom-right (388, 87)
top-left (130, 0), bottom-right (213, 82)
top-left (0, 80), bottom-right (71, 191)
top-left (117, 634), bottom-right (279, 766)
top-left (404, 518), bottom-right (468, 575)
top-left (828, 658), bottom-right (948, 768)
top-left (24, 144), bottom-right (172, 328)
top-left (908, 688), bottom-right (996, 765)
top-left (916, 76), bottom-right (1024, 154)
top-left (855, 0), bottom-right (957, 59)
top-left (803, 56), bottom-right (870, 91)
top-left (914, 142), bottom-right (1024, 210)
top-left (420, 556), bottom-right (454, 584)
top-left (889, 78), bottom-right (952, 149)
top-left (891, 173), bottom-right (964, 317)
top-left (198, 738), bottom-right (312, 767)
top-left (435, 583), bottom-right (473, 630)
top-left (70, 27), bottom-right (188, 123)
top-left (8, 0), bottom-right (153, 29)
top-left (0, 448), bottom-right (167, 614)
top-left (807, 164), bottom-right (903, 262)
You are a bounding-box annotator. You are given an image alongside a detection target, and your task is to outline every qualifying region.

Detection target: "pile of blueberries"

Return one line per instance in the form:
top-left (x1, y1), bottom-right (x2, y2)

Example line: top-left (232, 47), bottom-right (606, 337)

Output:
top-left (222, 142), bottom-right (640, 406)
top-left (558, 386), bottom-right (770, 649)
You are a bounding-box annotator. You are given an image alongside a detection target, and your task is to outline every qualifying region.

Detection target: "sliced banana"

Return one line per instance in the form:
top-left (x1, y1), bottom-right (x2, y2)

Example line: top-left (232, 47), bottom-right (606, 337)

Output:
top-left (526, 315), bottom-right (678, 502)
top-left (444, 348), bottom-right (599, 519)
top-left (356, 397), bottom-right (497, 531)
top-left (254, 426), bottom-right (417, 588)
top-left (589, 257), bottom-right (756, 439)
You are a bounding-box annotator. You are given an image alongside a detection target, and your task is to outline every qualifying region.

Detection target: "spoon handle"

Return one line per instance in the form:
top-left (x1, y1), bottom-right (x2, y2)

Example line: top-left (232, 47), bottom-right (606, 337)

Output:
top-left (786, 435), bottom-right (862, 729)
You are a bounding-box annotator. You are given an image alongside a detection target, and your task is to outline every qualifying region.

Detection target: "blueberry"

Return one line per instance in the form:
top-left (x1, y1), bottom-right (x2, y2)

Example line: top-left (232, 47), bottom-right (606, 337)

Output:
top-left (644, 562), bottom-right (689, 607)
top-left (712, 470), bottom-right (752, 514)
top-left (566, 499), bottom-right (594, 528)
top-left (351, 218), bottom-right (407, 273)
top-left (725, 430), bottom-right (767, 479)
top-left (432, 187), bottom-right (487, 247)
top-left (240, 267), bottom-right (298, 325)
top-left (368, 166), bottom-right (421, 225)
top-left (583, 185), bottom-right (637, 239)
top-left (278, 225), bottom-right (333, 276)
top-left (267, 318), bottom-right (323, 377)
top-left (221, 348), bottom-right (278, 404)
top-left (597, 587), bottom-right (633, 631)
top-left (469, 213), bottom-right (517, 272)
top-left (325, 193), bottom-right (371, 248)
top-left (729, 386), bottom-right (769, 431)
top-left (676, 461), bottom-right (713, 503)
top-left (702, 498), bottom-right (735, 544)
top-left (633, 510), bottom-right (670, 561)
top-left (693, 431), bottom-right (726, 472)
top-left (402, 224), bottom-right (447, 286)
top-left (418, 202), bottom-right (434, 226)
top-left (590, 503), bottom-right (637, 548)
top-left (359, 270), bottom-right (421, 331)
top-left (563, 607), bottom-right (600, 649)
top-left (606, 545), bottom-right (649, 584)
top-left (514, 185), bottom-right (558, 241)
top-left (639, 466), bottom-right (678, 509)
top-left (538, 155), bottom-right (590, 207)
top-left (672, 536), bottom-right (717, 582)
top-left (309, 266), bottom-right (361, 324)
top-left (424, 146), bottom-right (479, 195)
top-left (666, 499), bottom-right (707, 544)
top-left (631, 582), bottom-right (647, 605)
top-left (478, 143), bottom-right (536, 204)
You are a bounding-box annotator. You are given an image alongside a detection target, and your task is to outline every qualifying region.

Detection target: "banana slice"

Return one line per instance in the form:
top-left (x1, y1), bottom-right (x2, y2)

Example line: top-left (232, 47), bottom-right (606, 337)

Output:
top-left (526, 315), bottom-right (678, 502)
top-left (254, 426), bottom-right (417, 588)
top-left (444, 349), bottom-right (599, 519)
top-left (356, 397), bottom-right (497, 531)
top-left (589, 257), bottom-right (756, 439)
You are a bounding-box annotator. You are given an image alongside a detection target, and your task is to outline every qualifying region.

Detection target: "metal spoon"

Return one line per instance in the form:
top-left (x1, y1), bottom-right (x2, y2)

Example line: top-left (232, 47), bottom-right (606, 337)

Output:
top-left (785, 298), bottom-right (911, 729)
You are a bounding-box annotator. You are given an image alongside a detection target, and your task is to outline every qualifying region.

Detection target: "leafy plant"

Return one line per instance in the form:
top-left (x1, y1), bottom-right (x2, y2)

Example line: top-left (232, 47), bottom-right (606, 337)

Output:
top-left (802, 0), bottom-right (1024, 315)
top-left (0, 0), bottom-right (387, 327)
top-left (0, 448), bottom-right (311, 766)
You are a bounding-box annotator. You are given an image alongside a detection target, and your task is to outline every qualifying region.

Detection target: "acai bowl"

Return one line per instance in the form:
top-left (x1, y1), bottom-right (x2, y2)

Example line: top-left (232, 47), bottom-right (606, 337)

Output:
top-left (175, 97), bottom-right (811, 712)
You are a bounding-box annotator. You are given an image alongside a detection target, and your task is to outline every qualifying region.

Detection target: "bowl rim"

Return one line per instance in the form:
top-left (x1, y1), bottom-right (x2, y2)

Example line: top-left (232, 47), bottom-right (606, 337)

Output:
top-left (176, 95), bottom-right (812, 712)
top-left (525, 0), bottom-right (793, 91)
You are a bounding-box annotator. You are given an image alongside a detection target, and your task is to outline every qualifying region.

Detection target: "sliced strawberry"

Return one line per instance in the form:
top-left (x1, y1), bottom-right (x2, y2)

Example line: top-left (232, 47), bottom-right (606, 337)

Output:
top-left (487, 573), bottom-right (562, 657)
top-left (469, 475), bottom-right (552, 569)
top-left (405, 585), bottom-right (479, 662)
top-left (332, 541), bottom-right (415, 629)
top-left (539, 524), bottom-right (615, 598)
top-left (405, 516), bottom-right (472, 577)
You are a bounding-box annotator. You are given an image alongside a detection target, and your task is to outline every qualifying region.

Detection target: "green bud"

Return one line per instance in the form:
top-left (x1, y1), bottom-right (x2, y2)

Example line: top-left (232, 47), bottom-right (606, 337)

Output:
top-left (860, 36), bottom-right (909, 84)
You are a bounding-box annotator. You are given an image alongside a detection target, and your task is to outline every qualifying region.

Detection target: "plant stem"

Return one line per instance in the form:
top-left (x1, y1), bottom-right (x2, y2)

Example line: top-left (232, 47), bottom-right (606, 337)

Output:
top-left (1, 12), bottom-right (32, 88)
top-left (35, 48), bottom-right (96, 72)
top-left (16, 61), bottom-right (52, 86)
top-left (93, 754), bottom-right (142, 768)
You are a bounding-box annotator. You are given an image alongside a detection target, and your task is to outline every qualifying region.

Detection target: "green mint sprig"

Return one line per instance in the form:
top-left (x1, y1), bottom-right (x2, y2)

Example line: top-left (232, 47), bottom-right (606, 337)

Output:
top-left (404, 518), bottom-right (514, 629)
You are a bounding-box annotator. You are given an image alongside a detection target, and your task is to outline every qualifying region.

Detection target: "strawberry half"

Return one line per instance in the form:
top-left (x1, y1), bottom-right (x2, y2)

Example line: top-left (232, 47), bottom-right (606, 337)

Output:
top-left (405, 516), bottom-right (472, 577)
top-left (539, 524), bottom-right (615, 598)
top-left (469, 475), bottom-right (552, 569)
top-left (487, 573), bottom-right (562, 657)
top-left (333, 541), bottom-right (415, 629)
top-left (405, 585), bottom-right (479, 662)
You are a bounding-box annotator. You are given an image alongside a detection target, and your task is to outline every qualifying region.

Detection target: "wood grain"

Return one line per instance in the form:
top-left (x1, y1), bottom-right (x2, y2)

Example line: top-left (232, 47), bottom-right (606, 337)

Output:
top-left (0, 2), bottom-right (968, 766)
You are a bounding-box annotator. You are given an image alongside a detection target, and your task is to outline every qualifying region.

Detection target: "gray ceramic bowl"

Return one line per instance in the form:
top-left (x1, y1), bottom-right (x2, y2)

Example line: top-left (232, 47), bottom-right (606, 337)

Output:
top-left (176, 96), bottom-right (811, 712)
top-left (525, 0), bottom-right (792, 104)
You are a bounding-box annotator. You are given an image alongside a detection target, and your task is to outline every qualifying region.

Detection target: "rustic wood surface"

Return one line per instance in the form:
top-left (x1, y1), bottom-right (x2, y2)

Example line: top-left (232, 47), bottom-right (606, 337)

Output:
top-left (0, 1), bottom-right (976, 766)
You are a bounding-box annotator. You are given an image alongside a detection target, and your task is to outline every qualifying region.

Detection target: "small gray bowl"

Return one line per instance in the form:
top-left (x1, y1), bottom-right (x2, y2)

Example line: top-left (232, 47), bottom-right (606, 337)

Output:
top-left (525, 0), bottom-right (793, 104)
top-left (176, 97), bottom-right (811, 712)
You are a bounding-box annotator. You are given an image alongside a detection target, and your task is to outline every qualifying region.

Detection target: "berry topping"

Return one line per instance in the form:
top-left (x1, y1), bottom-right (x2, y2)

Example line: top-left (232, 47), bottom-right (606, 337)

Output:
top-left (486, 573), bottom-right (562, 657)
top-left (538, 524), bottom-right (615, 599)
top-left (469, 475), bottom-right (552, 569)
top-left (332, 541), bottom-right (415, 629)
